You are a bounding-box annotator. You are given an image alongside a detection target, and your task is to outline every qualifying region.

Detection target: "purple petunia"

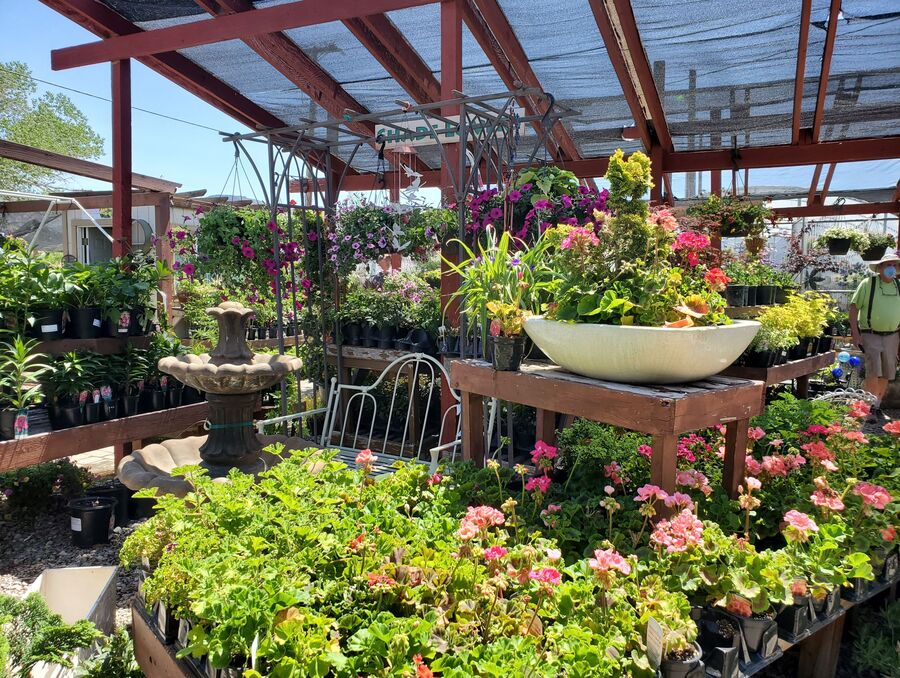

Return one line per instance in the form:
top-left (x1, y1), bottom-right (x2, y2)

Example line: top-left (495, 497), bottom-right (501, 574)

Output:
top-left (507, 189), bottom-right (522, 202)
top-left (534, 199), bottom-right (551, 210)
top-left (489, 207), bottom-right (503, 220)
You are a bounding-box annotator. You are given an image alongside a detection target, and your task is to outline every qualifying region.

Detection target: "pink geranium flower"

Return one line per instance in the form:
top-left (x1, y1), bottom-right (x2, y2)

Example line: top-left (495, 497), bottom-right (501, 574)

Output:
top-left (726, 595), bottom-right (752, 617)
top-left (525, 475), bottom-right (552, 493)
top-left (853, 482), bottom-right (893, 510)
top-left (635, 483), bottom-right (668, 503)
top-left (483, 546), bottom-right (508, 561)
top-left (637, 444), bottom-right (653, 459)
top-left (464, 505), bottom-right (506, 528)
top-left (882, 526), bottom-right (896, 542)
top-left (883, 421), bottom-right (900, 435)
top-left (783, 510), bottom-right (819, 542)
top-left (529, 567), bottom-right (561, 586)
top-left (650, 509), bottom-right (704, 553)
top-left (811, 489), bottom-right (845, 512)
top-left (747, 426), bottom-right (766, 441)
top-left (848, 400), bottom-right (871, 419)
top-left (664, 492), bottom-right (695, 511)
top-left (355, 448), bottom-right (377, 466)
top-left (588, 547), bottom-right (632, 576)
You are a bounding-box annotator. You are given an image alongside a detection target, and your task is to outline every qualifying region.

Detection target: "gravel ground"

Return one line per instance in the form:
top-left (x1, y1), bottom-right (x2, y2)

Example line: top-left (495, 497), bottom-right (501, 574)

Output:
top-left (0, 512), bottom-right (144, 629)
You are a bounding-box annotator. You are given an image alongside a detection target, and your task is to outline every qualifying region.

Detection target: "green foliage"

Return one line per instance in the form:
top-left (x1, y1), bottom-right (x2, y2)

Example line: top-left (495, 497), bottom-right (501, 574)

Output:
top-left (76, 628), bottom-right (142, 678)
top-left (852, 600), bottom-right (900, 677)
top-left (814, 226), bottom-right (870, 252)
top-left (604, 149), bottom-right (652, 219)
top-left (0, 336), bottom-right (50, 409)
top-left (0, 61), bottom-right (104, 191)
top-left (0, 592), bottom-right (100, 678)
top-left (686, 195), bottom-right (772, 238)
top-left (864, 232), bottom-right (896, 250)
top-left (0, 459), bottom-right (91, 521)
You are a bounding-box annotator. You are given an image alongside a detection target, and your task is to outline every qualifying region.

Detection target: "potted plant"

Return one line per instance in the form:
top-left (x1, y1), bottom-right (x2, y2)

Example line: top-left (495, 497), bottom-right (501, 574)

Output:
top-left (686, 195), bottom-right (772, 239)
top-left (486, 301), bottom-right (529, 371)
top-left (740, 311), bottom-right (797, 368)
top-left (63, 262), bottom-right (103, 339)
top-left (41, 351), bottom-right (86, 430)
top-left (814, 226), bottom-right (868, 256)
top-left (724, 260), bottom-right (752, 306)
top-left (0, 336), bottom-right (51, 439)
top-left (27, 262), bottom-right (70, 341)
top-left (859, 232), bottom-right (895, 261)
top-left (506, 150), bottom-right (758, 384)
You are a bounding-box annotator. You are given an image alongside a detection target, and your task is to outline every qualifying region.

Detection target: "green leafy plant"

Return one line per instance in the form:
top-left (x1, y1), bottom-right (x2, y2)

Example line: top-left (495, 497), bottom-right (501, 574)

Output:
top-left (0, 336), bottom-right (49, 410)
top-left (0, 592), bottom-right (100, 677)
top-left (852, 600), bottom-right (900, 677)
top-left (814, 226), bottom-right (869, 253)
top-left (686, 195), bottom-right (772, 238)
top-left (76, 628), bottom-right (142, 678)
top-left (0, 459), bottom-right (91, 521)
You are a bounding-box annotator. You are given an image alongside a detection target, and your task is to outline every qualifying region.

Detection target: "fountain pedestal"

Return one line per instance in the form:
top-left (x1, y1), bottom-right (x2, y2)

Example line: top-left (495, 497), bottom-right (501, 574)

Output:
top-left (199, 392), bottom-right (265, 476)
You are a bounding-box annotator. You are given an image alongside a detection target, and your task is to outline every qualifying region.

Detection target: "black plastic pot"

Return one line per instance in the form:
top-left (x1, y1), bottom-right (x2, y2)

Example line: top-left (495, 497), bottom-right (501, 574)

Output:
top-left (342, 322), bottom-right (362, 346)
top-left (738, 615), bottom-right (778, 657)
top-left (376, 325), bottom-right (396, 349)
top-left (129, 495), bottom-right (157, 521)
top-left (168, 385), bottom-right (184, 408)
top-left (268, 325), bottom-right (278, 339)
top-left (745, 286), bottom-right (758, 306)
top-left (787, 343), bottom-right (806, 361)
top-left (67, 307), bottom-right (102, 338)
top-left (102, 399), bottom-right (120, 420)
top-left (153, 601), bottom-right (179, 644)
top-left (105, 312), bottom-right (131, 337)
top-left (661, 642), bottom-right (704, 678)
top-left (827, 238), bottom-right (852, 256)
top-left (407, 328), bottom-right (435, 353)
top-left (756, 285), bottom-right (776, 306)
top-left (142, 389), bottom-right (167, 412)
top-left (776, 595), bottom-right (812, 638)
top-left (774, 287), bottom-right (788, 304)
top-left (122, 394), bottom-right (140, 417)
top-left (811, 588), bottom-right (840, 619)
top-left (725, 285), bottom-right (748, 307)
top-left (68, 496), bottom-right (117, 547)
top-left (881, 550), bottom-right (899, 582)
top-left (176, 618), bottom-right (192, 650)
top-left (30, 308), bottom-right (65, 340)
top-left (50, 404), bottom-right (83, 430)
top-left (860, 245), bottom-right (887, 261)
top-left (0, 408), bottom-right (14, 440)
top-left (491, 335), bottom-right (526, 371)
top-left (182, 387), bottom-right (203, 405)
top-left (83, 401), bottom-right (101, 425)
top-left (743, 349), bottom-right (775, 368)
top-left (128, 307), bottom-right (146, 336)
top-left (362, 323), bottom-right (378, 348)
top-left (247, 326), bottom-right (257, 341)
top-left (817, 335), bottom-right (834, 354)
top-left (86, 479), bottom-right (131, 527)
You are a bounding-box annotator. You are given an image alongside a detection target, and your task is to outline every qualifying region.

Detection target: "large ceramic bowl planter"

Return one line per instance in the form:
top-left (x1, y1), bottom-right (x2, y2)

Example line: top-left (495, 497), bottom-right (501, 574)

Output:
top-left (523, 317), bottom-right (760, 384)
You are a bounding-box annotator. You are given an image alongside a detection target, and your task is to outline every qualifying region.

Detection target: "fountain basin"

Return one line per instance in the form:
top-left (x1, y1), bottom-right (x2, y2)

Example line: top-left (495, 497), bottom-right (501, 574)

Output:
top-left (158, 353), bottom-right (302, 394)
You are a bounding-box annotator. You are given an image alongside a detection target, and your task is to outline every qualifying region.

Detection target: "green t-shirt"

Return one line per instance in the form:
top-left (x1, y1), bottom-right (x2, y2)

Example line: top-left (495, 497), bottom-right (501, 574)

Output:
top-left (850, 276), bottom-right (900, 332)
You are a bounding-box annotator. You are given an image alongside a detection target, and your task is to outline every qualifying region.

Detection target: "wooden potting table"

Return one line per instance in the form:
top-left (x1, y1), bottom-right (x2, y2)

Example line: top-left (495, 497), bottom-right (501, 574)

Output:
top-left (450, 360), bottom-right (765, 497)
top-left (721, 351), bottom-right (836, 401)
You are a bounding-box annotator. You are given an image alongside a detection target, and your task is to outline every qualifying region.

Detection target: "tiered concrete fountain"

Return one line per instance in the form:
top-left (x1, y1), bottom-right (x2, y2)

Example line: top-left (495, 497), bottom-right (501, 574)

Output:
top-left (118, 302), bottom-right (307, 497)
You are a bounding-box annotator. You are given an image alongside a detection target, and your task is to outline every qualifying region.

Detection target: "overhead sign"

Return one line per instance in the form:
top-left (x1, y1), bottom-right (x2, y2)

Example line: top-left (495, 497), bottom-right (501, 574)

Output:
top-left (375, 109), bottom-right (526, 150)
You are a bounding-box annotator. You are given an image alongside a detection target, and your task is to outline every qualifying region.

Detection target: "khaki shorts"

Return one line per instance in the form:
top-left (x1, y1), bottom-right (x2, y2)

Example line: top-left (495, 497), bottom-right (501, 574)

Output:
top-left (860, 331), bottom-right (900, 379)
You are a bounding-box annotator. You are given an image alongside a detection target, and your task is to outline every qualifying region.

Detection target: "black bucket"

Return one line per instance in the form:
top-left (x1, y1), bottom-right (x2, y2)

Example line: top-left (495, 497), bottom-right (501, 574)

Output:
top-left (68, 307), bottom-right (102, 339)
top-left (129, 496), bottom-right (157, 521)
top-left (83, 401), bottom-right (101, 425)
top-left (68, 496), bottom-right (117, 547)
top-left (86, 479), bottom-right (131, 527)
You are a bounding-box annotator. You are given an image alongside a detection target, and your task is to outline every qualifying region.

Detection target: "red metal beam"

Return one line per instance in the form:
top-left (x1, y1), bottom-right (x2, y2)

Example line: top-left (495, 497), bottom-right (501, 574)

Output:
top-left (332, 136), bottom-right (900, 189)
top-left (811, 0), bottom-right (842, 143)
top-left (343, 14), bottom-right (441, 105)
top-left (465, 0), bottom-right (581, 162)
top-left (819, 162), bottom-right (836, 203)
top-left (774, 201), bottom-right (899, 219)
top-left (195, 0), bottom-right (425, 175)
top-left (111, 59), bottom-right (131, 257)
top-left (588, 0), bottom-right (652, 151)
top-left (610, 0), bottom-right (673, 152)
top-left (807, 163), bottom-right (824, 205)
top-left (52, 0), bottom-right (437, 70)
top-left (792, 0), bottom-right (813, 145)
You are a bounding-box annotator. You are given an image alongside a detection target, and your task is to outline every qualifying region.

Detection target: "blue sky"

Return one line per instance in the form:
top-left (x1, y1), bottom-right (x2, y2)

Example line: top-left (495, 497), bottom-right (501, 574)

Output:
top-left (1, 1), bottom-right (897, 200)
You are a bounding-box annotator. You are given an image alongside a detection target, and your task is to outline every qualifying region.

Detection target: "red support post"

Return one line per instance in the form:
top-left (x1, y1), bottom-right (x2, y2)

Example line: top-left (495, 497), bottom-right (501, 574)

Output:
top-left (811, 0), bottom-right (841, 143)
top-left (439, 0), bottom-right (463, 446)
top-left (792, 0), bottom-right (812, 145)
top-left (111, 58), bottom-right (131, 258)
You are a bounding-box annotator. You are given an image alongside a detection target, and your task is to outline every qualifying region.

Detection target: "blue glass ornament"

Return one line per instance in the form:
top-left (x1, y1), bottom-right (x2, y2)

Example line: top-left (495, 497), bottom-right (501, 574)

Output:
top-left (837, 351), bottom-right (850, 363)
top-left (848, 356), bottom-right (861, 368)
top-left (831, 367), bottom-right (844, 378)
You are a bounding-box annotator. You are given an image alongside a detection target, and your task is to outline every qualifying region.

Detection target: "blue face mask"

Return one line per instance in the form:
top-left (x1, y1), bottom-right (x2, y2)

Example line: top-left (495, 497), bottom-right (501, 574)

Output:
top-left (884, 266), bottom-right (897, 279)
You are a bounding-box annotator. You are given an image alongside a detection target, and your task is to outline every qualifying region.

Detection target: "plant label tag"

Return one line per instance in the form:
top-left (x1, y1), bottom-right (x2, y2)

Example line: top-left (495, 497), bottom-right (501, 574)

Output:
top-left (761, 625), bottom-right (779, 657)
top-left (71, 517), bottom-right (82, 532)
top-left (41, 324), bottom-right (58, 333)
top-left (92, 318), bottom-right (102, 327)
top-left (885, 553), bottom-right (898, 580)
top-left (646, 616), bottom-right (663, 669)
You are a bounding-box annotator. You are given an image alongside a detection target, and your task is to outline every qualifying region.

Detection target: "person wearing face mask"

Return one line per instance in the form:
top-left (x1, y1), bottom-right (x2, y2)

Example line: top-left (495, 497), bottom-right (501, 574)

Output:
top-left (849, 251), bottom-right (900, 417)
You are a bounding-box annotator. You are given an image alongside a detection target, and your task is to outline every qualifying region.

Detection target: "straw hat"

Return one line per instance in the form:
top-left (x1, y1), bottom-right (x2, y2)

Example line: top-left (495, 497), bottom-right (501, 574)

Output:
top-left (868, 251), bottom-right (900, 272)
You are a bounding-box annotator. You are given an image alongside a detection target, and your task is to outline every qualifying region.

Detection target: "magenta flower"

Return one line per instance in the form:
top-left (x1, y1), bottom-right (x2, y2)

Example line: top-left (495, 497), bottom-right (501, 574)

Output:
top-left (483, 546), bottom-right (508, 561)
top-left (241, 246), bottom-right (255, 259)
top-left (507, 189), bottom-right (522, 202)
top-left (525, 475), bottom-right (552, 494)
top-left (528, 567), bottom-right (561, 586)
top-left (181, 263), bottom-right (196, 277)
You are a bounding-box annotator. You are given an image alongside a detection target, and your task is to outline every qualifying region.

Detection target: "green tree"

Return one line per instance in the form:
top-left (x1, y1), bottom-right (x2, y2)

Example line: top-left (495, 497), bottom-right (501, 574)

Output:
top-left (0, 61), bottom-right (104, 191)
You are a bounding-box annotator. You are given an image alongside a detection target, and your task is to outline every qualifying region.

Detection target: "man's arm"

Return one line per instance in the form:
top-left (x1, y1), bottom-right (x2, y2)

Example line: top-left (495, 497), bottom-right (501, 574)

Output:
top-left (848, 304), bottom-right (862, 349)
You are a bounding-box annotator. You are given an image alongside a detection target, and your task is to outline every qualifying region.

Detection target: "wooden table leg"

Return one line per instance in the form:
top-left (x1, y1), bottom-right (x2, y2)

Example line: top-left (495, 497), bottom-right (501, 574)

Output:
top-left (461, 391), bottom-right (486, 467)
top-left (723, 419), bottom-right (749, 498)
top-left (796, 374), bottom-right (810, 399)
top-left (650, 433), bottom-right (678, 495)
top-left (114, 440), bottom-right (134, 467)
top-left (536, 409), bottom-right (557, 446)
top-left (797, 611), bottom-right (845, 678)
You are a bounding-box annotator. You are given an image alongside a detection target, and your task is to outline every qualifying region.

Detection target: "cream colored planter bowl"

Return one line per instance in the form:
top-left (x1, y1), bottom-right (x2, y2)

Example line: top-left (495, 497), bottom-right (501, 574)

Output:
top-left (523, 317), bottom-right (760, 384)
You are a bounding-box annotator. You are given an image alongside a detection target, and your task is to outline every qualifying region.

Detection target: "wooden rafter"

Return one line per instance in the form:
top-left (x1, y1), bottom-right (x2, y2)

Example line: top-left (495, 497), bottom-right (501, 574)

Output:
top-left (774, 201), bottom-right (899, 219)
top-left (807, 163), bottom-right (824, 205)
top-left (792, 0), bottom-right (813, 144)
top-left (819, 162), bottom-right (836, 203)
top-left (464, 0), bottom-right (581, 162)
top-left (343, 14), bottom-right (441, 105)
top-left (51, 0), bottom-right (436, 70)
top-left (0, 139), bottom-right (179, 193)
top-left (811, 0), bottom-right (842, 143)
top-left (193, 0), bottom-right (426, 176)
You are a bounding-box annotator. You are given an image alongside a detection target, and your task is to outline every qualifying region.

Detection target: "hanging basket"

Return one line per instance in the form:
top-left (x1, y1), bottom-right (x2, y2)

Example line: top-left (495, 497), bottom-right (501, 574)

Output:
top-left (827, 238), bottom-right (852, 255)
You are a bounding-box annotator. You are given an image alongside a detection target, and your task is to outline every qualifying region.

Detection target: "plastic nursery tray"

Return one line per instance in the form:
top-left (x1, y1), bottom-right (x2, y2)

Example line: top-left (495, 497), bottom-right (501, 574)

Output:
top-left (778, 605), bottom-right (846, 645)
top-left (732, 647), bottom-right (783, 678)
top-left (841, 574), bottom-right (898, 604)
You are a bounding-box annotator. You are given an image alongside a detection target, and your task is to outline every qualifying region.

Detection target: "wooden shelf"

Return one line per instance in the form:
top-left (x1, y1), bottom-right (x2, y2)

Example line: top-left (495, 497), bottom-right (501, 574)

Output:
top-left (0, 402), bottom-right (208, 472)
top-left (325, 344), bottom-right (415, 371)
top-left (36, 336), bottom-right (151, 355)
top-left (721, 351), bottom-right (835, 387)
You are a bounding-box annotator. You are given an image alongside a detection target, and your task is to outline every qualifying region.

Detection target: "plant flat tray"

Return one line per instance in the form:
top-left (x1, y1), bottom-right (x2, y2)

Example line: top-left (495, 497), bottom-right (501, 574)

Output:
top-left (777, 606), bottom-right (846, 645)
top-left (0, 402), bottom-right (209, 472)
top-left (132, 602), bottom-right (197, 678)
top-left (734, 647), bottom-right (783, 677)
top-left (841, 574), bottom-right (898, 604)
